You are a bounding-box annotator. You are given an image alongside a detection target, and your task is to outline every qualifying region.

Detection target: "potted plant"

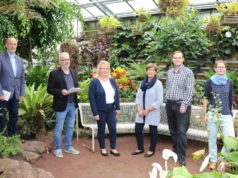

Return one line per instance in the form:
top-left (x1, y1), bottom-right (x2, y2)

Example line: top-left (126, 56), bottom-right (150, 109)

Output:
top-left (98, 16), bottom-right (121, 35)
top-left (205, 15), bottom-right (221, 34)
top-left (157, 0), bottom-right (189, 18)
top-left (135, 8), bottom-right (151, 22)
top-left (216, 0), bottom-right (238, 25)
top-left (130, 21), bottom-right (145, 36)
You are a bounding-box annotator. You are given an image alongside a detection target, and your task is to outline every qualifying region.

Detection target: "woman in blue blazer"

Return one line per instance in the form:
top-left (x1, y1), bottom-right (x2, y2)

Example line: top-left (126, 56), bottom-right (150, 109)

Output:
top-left (89, 60), bottom-right (120, 156)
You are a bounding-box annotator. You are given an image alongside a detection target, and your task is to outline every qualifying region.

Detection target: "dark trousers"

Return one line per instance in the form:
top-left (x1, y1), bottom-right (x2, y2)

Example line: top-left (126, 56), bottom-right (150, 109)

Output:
top-left (166, 101), bottom-right (191, 162)
top-left (0, 96), bottom-right (19, 136)
top-left (135, 123), bottom-right (158, 152)
top-left (97, 106), bottom-right (117, 149)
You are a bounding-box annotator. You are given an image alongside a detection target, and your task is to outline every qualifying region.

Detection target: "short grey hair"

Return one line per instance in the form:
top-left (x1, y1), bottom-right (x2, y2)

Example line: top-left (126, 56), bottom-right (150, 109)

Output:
top-left (59, 52), bottom-right (70, 60)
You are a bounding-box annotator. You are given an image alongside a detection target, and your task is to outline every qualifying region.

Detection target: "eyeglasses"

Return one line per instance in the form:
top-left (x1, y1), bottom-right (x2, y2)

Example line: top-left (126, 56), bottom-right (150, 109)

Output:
top-left (99, 68), bottom-right (110, 70)
top-left (60, 58), bottom-right (70, 61)
top-left (216, 67), bottom-right (226, 69)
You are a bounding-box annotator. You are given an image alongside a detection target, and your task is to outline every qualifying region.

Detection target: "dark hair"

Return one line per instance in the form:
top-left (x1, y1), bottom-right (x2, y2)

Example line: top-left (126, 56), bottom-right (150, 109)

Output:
top-left (172, 50), bottom-right (184, 58)
top-left (214, 60), bottom-right (227, 68)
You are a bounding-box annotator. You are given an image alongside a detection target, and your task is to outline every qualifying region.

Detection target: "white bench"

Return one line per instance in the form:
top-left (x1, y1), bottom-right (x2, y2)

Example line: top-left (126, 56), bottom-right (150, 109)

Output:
top-left (78, 103), bottom-right (238, 152)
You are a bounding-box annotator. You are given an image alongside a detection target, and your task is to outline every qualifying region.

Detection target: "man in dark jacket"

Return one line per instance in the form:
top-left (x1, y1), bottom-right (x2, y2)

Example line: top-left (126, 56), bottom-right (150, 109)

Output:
top-left (47, 52), bottom-right (80, 158)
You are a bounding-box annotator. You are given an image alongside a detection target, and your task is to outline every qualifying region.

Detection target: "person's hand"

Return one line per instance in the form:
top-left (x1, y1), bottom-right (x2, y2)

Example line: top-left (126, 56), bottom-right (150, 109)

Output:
top-left (180, 108), bottom-right (186, 114)
top-left (204, 115), bottom-right (208, 125)
top-left (94, 115), bottom-right (100, 120)
top-left (19, 96), bottom-right (24, 101)
top-left (142, 108), bottom-right (150, 116)
top-left (138, 110), bottom-right (144, 117)
top-left (61, 89), bottom-right (69, 96)
top-left (76, 90), bottom-right (80, 94)
top-left (115, 110), bottom-right (120, 116)
top-left (0, 96), bottom-right (5, 101)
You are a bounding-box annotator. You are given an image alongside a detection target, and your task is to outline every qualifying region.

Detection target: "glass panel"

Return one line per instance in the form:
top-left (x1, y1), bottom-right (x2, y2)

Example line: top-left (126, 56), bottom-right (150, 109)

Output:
top-left (106, 2), bottom-right (134, 14)
top-left (189, 0), bottom-right (216, 5)
top-left (86, 6), bottom-right (105, 16)
top-left (129, 0), bottom-right (158, 11)
top-left (81, 9), bottom-right (93, 18)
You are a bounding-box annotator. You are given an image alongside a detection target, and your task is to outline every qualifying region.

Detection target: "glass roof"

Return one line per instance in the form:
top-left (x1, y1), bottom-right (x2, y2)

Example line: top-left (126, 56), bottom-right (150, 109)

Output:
top-left (67, 0), bottom-right (230, 21)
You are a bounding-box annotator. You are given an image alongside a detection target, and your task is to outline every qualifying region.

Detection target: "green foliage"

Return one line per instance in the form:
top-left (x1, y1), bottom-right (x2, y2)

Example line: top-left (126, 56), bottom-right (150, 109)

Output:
top-left (223, 136), bottom-right (238, 151)
top-left (26, 65), bottom-right (50, 88)
top-left (78, 78), bottom-right (91, 103)
top-left (0, 133), bottom-right (22, 158)
top-left (18, 84), bottom-right (53, 136)
top-left (98, 16), bottom-right (121, 30)
top-left (193, 81), bottom-right (205, 106)
top-left (216, 0), bottom-right (238, 16)
top-left (0, 0), bottom-right (83, 63)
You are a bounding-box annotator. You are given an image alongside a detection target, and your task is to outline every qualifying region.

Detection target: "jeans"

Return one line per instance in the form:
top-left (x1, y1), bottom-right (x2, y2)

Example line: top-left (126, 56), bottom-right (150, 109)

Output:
top-left (0, 96), bottom-right (19, 136)
top-left (54, 102), bottom-right (76, 150)
top-left (166, 101), bottom-right (191, 162)
top-left (207, 112), bottom-right (235, 162)
top-left (135, 123), bottom-right (158, 152)
top-left (97, 105), bottom-right (117, 149)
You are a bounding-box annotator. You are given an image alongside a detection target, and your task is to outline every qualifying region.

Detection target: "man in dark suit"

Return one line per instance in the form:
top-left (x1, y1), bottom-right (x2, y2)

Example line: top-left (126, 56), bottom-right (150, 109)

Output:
top-left (0, 37), bottom-right (25, 136)
top-left (47, 52), bottom-right (80, 158)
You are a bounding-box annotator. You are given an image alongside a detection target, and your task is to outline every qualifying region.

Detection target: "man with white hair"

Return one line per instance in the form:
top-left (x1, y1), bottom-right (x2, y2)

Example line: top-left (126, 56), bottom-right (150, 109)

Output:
top-left (47, 52), bottom-right (80, 158)
top-left (0, 37), bottom-right (25, 136)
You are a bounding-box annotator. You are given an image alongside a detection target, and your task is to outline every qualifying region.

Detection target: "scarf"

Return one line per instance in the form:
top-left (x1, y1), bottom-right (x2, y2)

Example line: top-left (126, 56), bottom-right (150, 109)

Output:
top-left (210, 73), bottom-right (228, 85)
top-left (140, 75), bottom-right (157, 92)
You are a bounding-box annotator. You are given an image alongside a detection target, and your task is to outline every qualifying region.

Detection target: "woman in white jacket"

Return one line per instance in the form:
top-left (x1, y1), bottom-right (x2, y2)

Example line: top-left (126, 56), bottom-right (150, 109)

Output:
top-left (132, 63), bottom-right (163, 157)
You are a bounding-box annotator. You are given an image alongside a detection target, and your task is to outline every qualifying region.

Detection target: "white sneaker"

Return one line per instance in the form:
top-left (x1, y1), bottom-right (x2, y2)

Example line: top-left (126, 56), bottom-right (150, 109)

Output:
top-left (54, 149), bottom-right (63, 158)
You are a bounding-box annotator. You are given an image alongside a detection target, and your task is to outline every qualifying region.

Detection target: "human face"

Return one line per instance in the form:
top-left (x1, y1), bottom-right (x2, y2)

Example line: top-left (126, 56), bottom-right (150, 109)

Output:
top-left (146, 67), bottom-right (156, 80)
top-left (215, 63), bottom-right (226, 76)
top-left (99, 64), bottom-right (110, 78)
top-left (5, 38), bottom-right (17, 54)
top-left (172, 52), bottom-right (184, 68)
top-left (59, 54), bottom-right (70, 70)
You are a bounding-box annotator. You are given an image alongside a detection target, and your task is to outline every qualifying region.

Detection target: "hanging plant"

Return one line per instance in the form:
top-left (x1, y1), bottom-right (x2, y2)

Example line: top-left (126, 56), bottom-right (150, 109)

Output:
top-left (135, 8), bottom-right (151, 22)
top-left (98, 16), bottom-right (121, 35)
top-left (205, 15), bottom-right (221, 34)
top-left (158, 0), bottom-right (189, 18)
top-left (130, 21), bottom-right (145, 36)
top-left (216, 0), bottom-right (238, 25)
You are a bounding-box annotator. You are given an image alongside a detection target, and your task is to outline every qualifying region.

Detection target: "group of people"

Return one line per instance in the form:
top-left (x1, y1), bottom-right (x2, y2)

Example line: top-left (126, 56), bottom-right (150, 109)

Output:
top-left (0, 37), bottom-right (235, 169)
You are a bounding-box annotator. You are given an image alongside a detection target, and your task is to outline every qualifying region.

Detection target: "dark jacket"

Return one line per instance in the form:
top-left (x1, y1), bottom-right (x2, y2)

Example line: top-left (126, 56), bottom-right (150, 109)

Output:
top-left (47, 67), bottom-right (78, 112)
top-left (89, 77), bottom-right (120, 116)
top-left (204, 78), bottom-right (233, 114)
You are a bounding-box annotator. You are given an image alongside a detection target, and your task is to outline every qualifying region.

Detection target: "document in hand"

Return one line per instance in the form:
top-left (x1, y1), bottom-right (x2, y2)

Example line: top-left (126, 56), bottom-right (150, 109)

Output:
top-left (68, 87), bottom-right (81, 94)
top-left (3, 90), bottom-right (11, 101)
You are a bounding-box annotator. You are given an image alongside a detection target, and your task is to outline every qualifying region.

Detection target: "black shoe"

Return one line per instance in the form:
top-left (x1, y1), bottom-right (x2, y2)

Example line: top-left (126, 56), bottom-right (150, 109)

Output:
top-left (100, 150), bottom-right (108, 156)
top-left (179, 160), bottom-right (186, 166)
top-left (144, 152), bottom-right (154, 158)
top-left (132, 150), bottom-right (144, 155)
top-left (110, 150), bottom-right (120, 156)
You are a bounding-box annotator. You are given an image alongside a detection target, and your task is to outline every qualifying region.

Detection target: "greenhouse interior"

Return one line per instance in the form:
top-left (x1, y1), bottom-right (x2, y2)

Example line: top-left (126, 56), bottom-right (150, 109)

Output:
top-left (0, 0), bottom-right (238, 177)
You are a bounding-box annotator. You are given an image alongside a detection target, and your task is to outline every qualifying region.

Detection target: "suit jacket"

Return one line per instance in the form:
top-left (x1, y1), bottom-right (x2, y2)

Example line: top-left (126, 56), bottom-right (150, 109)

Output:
top-left (47, 67), bottom-right (78, 112)
top-left (0, 51), bottom-right (25, 99)
top-left (89, 77), bottom-right (120, 116)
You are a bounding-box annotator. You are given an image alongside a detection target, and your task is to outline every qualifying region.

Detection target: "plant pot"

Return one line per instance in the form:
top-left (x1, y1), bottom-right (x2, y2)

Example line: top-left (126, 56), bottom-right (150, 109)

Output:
top-left (138, 15), bottom-right (147, 22)
top-left (221, 15), bottom-right (238, 25)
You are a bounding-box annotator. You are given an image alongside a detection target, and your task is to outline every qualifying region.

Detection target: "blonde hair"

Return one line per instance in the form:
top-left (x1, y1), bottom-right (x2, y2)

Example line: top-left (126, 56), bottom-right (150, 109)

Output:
top-left (95, 60), bottom-right (111, 78)
top-left (146, 63), bottom-right (158, 72)
top-left (172, 50), bottom-right (184, 58)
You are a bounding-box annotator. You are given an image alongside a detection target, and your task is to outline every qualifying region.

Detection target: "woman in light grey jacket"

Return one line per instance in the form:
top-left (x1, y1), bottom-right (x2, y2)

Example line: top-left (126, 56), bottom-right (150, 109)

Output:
top-left (132, 63), bottom-right (163, 157)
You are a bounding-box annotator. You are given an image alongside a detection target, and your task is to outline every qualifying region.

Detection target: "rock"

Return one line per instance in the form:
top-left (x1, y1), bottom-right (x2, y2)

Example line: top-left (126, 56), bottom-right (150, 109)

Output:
top-left (0, 159), bottom-right (54, 178)
top-left (22, 141), bottom-right (49, 154)
top-left (22, 151), bottom-right (40, 162)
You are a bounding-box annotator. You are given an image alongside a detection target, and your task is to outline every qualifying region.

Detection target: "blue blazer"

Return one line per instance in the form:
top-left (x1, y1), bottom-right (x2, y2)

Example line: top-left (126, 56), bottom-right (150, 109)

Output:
top-left (0, 51), bottom-right (25, 99)
top-left (89, 77), bottom-right (120, 116)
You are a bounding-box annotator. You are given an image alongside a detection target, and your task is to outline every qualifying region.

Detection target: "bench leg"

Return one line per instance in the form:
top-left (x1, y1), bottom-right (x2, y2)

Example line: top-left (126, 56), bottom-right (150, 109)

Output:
top-left (92, 128), bottom-right (95, 152)
top-left (76, 109), bottom-right (79, 141)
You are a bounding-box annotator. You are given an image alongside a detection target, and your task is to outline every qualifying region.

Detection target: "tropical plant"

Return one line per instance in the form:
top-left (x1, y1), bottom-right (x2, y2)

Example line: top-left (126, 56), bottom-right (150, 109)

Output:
top-left (205, 15), bottom-right (221, 34)
top-left (130, 21), bottom-right (145, 36)
top-left (192, 81), bottom-right (205, 106)
top-left (0, 131), bottom-right (22, 158)
top-left (216, 0), bottom-right (238, 16)
top-left (78, 78), bottom-right (91, 103)
top-left (158, 0), bottom-right (189, 18)
top-left (0, 0), bottom-right (83, 64)
top-left (26, 65), bottom-right (50, 88)
top-left (18, 84), bottom-right (53, 136)
top-left (98, 16), bottom-right (121, 30)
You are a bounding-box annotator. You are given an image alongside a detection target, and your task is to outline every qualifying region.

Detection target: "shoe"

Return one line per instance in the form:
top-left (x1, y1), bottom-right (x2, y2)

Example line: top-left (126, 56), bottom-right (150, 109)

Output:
top-left (132, 150), bottom-right (144, 155)
top-left (144, 152), bottom-right (154, 158)
top-left (209, 162), bottom-right (217, 170)
top-left (101, 150), bottom-right (108, 156)
top-left (110, 150), bottom-right (120, 156)
top-left (179, 160), bottom-right (186, 166)
top-left (54, 149), bottom-right (63, 158)
top-left (64, 147), bottom-right (80, 154)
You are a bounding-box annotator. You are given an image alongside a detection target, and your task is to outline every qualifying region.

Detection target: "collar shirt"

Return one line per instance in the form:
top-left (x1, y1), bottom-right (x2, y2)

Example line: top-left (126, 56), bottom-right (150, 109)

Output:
top-left (7, 51), bottom-right (17, 77)
top-left (166, 66), bottom-right (195, 109)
